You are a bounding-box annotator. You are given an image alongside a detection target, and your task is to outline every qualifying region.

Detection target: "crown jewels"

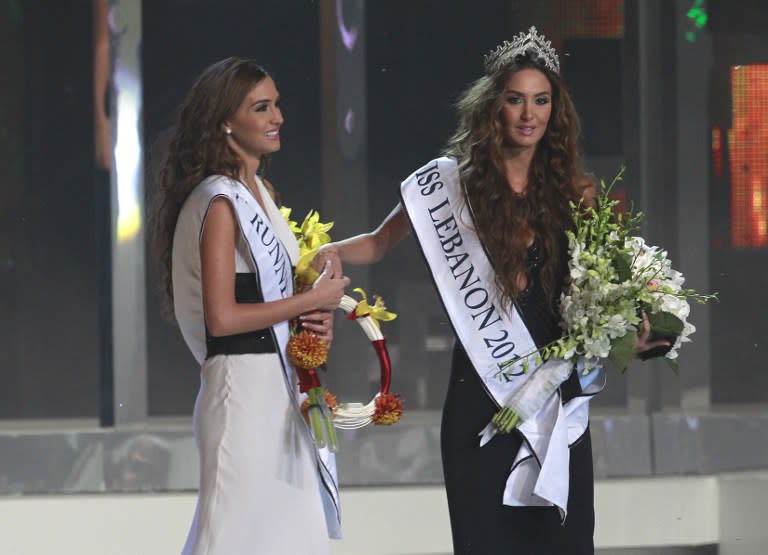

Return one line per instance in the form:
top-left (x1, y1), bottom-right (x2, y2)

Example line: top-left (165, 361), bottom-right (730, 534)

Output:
top-left (484, 26), bottom-right (560, 75)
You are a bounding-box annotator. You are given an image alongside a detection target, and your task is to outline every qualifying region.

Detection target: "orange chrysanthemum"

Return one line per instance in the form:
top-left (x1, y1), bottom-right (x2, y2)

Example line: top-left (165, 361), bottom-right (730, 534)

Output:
top-left (372, 392), bottom-right (404, 425)
top-left (287, 330), bottom-right (329, 369)
top-left (300, 390), bottom-right (338, 421)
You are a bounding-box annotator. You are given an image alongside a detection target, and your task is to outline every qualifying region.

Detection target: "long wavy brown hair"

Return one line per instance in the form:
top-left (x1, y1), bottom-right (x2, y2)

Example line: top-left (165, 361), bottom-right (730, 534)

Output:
top-left (151, 58), bottom-right (270, 312)
top-left (444, 54), bottom-right (590, 312)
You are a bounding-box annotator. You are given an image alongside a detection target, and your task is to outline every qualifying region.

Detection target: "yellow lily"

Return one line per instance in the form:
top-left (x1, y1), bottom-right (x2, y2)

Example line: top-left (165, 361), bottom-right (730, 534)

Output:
top-left (279, 206), bottom-right (301, 235)
top-left (352, 287), bottom-right (397, 328)
top-left (300, 210), bottom-right (334, 252)
top-left (295, 248), bottom-right (321, 286)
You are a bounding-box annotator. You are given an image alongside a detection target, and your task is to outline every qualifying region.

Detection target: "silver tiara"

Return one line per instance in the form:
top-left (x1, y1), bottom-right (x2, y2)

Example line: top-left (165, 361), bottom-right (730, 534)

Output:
top-left (483, 26), bottom-right (560, 75)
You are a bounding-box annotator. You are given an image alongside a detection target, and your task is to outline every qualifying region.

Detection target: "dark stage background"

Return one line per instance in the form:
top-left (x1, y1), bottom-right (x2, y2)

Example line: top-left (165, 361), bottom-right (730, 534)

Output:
top-left (1, 0), bottom-right (765, 421)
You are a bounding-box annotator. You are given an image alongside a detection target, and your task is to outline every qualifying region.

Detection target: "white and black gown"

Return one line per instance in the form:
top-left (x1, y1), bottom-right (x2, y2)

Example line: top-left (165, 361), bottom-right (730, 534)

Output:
top-left (172, 176), bottom-right (333, 555)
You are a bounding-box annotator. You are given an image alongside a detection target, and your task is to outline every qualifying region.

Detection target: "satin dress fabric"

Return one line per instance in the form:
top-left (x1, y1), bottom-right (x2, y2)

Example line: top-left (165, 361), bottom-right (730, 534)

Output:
top-left (181, 352), bottom-right (331, 555)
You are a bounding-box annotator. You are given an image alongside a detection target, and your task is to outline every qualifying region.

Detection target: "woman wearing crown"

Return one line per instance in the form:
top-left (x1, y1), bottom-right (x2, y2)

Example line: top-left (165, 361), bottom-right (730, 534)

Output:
top-left (315, 28), bottom-right (640, 553)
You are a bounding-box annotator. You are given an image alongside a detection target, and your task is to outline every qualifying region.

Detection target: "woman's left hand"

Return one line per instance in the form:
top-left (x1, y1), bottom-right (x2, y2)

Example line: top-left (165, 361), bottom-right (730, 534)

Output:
top-left (300, 310), bottom-right (335, 344)
top-left (635, 312), bottom-right (671, 355)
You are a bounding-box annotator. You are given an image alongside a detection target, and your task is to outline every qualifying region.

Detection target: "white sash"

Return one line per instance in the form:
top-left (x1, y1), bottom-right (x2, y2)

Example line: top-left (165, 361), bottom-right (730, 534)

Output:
top-left (399, 158), bottom-right (539, 402)
top-left (195, 175), bottom-right (342, 538)
top-left (400, 158), bottom-right (605, 520)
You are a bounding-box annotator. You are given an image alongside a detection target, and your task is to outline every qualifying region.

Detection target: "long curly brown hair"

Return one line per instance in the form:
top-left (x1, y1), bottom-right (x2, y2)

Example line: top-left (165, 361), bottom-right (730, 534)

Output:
top-left (151, 58), bottom-right (271, 312)
top-left (444, 54), bottom-right (590, 313)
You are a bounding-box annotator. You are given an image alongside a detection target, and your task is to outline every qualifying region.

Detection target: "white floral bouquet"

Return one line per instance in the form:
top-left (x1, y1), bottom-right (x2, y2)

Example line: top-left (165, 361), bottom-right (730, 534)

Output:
top-left (492, 169), bottom-right (716, 433)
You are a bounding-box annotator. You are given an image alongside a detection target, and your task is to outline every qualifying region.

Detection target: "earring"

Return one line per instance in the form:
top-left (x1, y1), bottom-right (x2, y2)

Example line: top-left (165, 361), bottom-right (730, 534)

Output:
top-left (225, 128), bottom-right (232, 135)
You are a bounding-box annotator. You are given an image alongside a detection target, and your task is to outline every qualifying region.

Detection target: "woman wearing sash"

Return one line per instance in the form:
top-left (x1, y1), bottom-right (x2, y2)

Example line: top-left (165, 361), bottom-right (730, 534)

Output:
top-left (317, 30), bottom-right (662, 554)
top-left (152, 58), bottom-right (349, 554)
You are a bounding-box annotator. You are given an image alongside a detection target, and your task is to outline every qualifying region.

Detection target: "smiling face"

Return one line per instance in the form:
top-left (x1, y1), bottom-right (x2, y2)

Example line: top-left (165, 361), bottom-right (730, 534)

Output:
top-left (224, 76), bottom-right (283, 162)
top-left (499, 68), bottom-right (553, 150)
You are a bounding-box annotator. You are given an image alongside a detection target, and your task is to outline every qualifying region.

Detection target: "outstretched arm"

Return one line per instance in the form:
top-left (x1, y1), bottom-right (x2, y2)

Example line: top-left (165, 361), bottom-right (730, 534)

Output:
top-left (314, 203), bottom-right (410, 276)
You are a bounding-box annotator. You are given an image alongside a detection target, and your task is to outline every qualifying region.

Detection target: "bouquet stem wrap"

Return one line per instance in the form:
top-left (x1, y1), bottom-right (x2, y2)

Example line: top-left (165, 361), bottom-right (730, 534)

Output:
top-left (299, 380), bottom-right (338, 452)
top-left (290, 332), bottom-right (339, 452)
top-left (490, 359), bottom-right (573, 435)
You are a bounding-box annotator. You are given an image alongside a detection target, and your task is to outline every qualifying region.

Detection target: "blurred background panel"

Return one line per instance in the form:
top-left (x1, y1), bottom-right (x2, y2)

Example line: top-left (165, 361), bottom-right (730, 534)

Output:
top-left (0, 0), bottom-right (101, 419)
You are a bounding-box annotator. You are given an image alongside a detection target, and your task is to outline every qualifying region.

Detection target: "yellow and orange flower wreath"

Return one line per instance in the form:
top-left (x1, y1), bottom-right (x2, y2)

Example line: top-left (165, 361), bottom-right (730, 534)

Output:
top-left (281, 207), bottom-right (403, 451)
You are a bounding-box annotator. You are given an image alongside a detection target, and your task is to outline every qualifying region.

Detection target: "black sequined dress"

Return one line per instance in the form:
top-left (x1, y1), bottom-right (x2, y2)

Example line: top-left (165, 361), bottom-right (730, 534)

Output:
top-left (441, 237), bottom-right (594, 555)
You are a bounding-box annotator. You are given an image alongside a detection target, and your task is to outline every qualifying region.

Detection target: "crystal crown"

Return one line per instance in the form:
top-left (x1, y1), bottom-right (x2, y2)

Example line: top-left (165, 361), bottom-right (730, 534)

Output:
top-left (484, 26), bottom-right (560, 75)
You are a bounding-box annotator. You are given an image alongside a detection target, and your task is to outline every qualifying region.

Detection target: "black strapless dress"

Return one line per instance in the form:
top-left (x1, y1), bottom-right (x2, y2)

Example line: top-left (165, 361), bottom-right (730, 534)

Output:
top-left (441, 239), bottom-right (594, 555)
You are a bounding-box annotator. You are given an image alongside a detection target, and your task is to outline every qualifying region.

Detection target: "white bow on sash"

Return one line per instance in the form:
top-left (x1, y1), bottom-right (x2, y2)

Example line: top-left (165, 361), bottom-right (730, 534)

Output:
top-left (497, 363), bottom-right (605, 519)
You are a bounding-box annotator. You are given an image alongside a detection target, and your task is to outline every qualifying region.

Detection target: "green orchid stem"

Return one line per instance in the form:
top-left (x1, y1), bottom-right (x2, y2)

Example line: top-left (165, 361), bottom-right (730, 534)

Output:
top-left (307, 387), bottom-right (338, 452)
top-left (502, 410), bottom-right (516, 429)
top-left (306, 405), bottom-right (327, 449)
top-left (492, 407), bottom-right (522, 434)
top-left (322, 405), bottom-right (339, 453)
